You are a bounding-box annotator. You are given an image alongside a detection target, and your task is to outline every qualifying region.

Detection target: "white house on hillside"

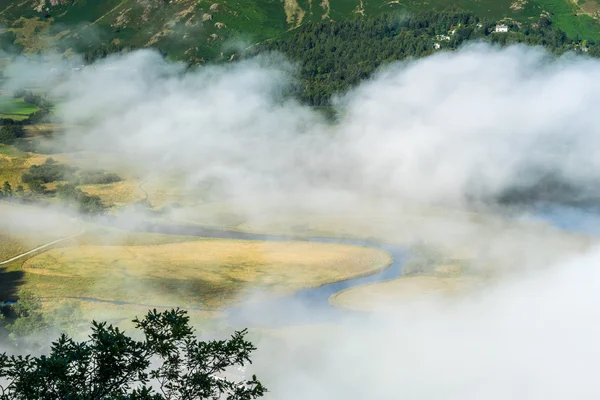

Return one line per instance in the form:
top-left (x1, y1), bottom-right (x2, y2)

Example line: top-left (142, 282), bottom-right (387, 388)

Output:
top-left (495, 24), bottom-right (509, 33)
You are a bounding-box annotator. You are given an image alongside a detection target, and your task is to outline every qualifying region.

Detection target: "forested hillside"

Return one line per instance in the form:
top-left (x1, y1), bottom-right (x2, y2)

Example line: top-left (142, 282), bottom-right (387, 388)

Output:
top-left (260, 11), bottom-right (599, 105)
top-left (0, 0), bottom-right (599, 63)
top-left (0, 2), bottom-right (599, 107)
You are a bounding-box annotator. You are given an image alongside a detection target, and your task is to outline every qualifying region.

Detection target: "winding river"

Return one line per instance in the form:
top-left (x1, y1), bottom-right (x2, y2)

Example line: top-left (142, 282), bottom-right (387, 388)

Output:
top-left (105, 218), bottom-right (407, 326)
top-left (103, 205), bottom-right (599, 326)
top-left (5, 207), bottom-right (589, 327)
top-left (110, 205), bottom-right (599, 326)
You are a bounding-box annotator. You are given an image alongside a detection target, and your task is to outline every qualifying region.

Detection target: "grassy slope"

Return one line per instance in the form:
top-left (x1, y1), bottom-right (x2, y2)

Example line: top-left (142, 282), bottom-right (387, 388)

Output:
top-left (1, 0), bottom-right (600, 60)
top-left (537, 0), bottom-right (600, 40)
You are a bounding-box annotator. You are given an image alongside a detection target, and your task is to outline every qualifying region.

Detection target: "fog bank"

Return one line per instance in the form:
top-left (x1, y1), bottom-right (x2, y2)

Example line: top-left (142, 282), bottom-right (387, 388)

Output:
top-left (3, 41), bottom-right (600, 399)
top-left (41, 43), bottom-right (600, 214)
top-left (255, 246), bottom-right (600, 400)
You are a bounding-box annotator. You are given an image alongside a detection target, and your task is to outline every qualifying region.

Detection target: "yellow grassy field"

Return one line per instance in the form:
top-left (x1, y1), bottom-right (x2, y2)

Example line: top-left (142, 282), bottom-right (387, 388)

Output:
top-left (329, 271), bottom-right (483, 312)
top-left (80, 180), bottom-right (146, 207)
top-left (22, 239), bottom-right (392, 309)
top-left (0, 146), bottom-right (71, 188)
top-left (0, 143), bottom-right (149, 206)
top-left (0, 145), bottom-right (31, 188)
top-left (73, 299), bottom-right (221, 332)
top-left (139, 177), bottom-right (190, 208)
top-left (69, 224), bottom-right (208, 247)
top-left (0, 219), bottom-right (229, 328)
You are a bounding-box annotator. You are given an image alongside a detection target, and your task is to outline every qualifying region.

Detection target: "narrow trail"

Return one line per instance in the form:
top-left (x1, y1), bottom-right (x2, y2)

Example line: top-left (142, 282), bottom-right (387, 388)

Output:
top-left (0, 223), bottom-right (85, 266)
top-left (138, 179), bottom-right (149, 202)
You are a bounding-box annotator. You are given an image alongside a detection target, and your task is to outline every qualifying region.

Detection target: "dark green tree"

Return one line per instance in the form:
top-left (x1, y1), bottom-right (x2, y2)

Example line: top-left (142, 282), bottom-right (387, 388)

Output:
top-left (0, 125), bottom-right (24, 145)
top-left (0, 308), bottom-right (265, 400)
top-left (56, 183), bottom-right (107, 216)
top-left (77, 193), bottom-right (105, 216)
top-left (27, 179), bottom-right (47, 195)
top-left (2, 181), bottom-right (12, 197)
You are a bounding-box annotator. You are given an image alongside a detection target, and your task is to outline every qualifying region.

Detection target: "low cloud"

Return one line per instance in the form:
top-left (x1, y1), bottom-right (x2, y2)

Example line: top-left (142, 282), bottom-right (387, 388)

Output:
top-left (37, 43), bottom-right (600, 216)
top-left (254, 245), bottom-right (600, 400)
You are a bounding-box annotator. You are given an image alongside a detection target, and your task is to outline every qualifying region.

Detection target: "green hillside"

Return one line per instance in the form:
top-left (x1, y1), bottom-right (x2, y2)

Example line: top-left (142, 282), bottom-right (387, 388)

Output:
top-left (0, 0), bottom-right (599, 62)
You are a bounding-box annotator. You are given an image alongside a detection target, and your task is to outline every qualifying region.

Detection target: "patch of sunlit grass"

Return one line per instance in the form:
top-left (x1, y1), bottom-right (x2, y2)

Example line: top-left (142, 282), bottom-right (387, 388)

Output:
top-left (80, 180), bottom-right (146, 207)
top-left (329, 274), bottom-right (483, 312)
top-left (22, 239), bottom-right (392, 309)
top-left (70, 300), bottom-right (221, 332)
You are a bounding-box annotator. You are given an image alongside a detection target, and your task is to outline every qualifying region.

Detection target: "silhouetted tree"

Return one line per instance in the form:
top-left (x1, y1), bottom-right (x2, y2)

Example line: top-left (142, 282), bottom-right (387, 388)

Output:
top-left (0, 308), bottom-right (265, 400)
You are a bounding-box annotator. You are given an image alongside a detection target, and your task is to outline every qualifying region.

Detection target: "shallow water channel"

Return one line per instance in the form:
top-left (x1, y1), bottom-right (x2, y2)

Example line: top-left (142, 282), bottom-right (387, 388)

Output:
top-left (114, 206), bottom-right (598, 326)
top-left (112, 220), bottom-right (406, 326)
top-left (5, 209), bottom-right (588, 326)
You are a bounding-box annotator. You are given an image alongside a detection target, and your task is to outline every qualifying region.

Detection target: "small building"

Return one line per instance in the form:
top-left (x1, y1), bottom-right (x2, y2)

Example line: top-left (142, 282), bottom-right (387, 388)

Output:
top-left (495, 24), bottom-right (509, 33)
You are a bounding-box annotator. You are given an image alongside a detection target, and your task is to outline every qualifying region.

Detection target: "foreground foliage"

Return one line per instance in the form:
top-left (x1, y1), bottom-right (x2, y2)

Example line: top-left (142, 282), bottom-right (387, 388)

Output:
top-left (0, 291), bottom-right (82, 350)
top-left (0, 308), bottom-right (265, 400)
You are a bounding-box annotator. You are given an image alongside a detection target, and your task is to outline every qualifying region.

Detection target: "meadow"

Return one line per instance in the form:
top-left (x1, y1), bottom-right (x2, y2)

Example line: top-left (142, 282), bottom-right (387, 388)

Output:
top-left (329, 271), bottom-right (483, 312)
top-left (0, 203), bottom-right (389, 328)
top-left (537, 0), bottom-right (600, 40)
top-left (0, 144), bottom-right (70, 188)
top-left (21, 238), bottom-right (392, 309)
top-left (0, 94), bottom-right (39, 120)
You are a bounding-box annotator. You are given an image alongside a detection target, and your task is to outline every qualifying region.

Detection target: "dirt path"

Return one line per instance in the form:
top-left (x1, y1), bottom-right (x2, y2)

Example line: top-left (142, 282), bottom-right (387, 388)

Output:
top-left (0, 224), bottom-right (85, 266)
top-left (138, 178), bottom-right (151, 202)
